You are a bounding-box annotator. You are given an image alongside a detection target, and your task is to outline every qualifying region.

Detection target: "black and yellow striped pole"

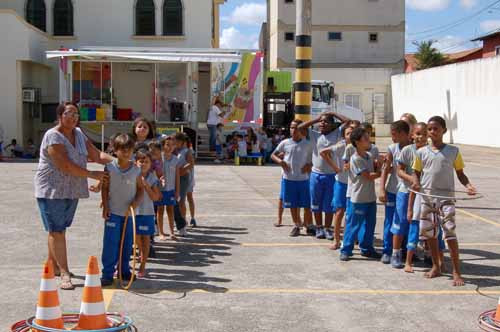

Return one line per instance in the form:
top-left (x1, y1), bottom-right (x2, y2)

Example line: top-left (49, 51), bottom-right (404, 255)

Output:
top-left (294, 0), bottom-right (312, 122)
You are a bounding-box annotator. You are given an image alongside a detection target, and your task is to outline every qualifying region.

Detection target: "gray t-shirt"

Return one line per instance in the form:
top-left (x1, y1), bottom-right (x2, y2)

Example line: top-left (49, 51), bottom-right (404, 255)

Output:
top-left (136, 172), bottom-right (159, 216)
top-left (385, 143), bottom-right (400, 194)
top-left (343, 144), bottom-right (356, 198)
top-left (350, 151), bottom-right (377, 204)
top-left (413, 144), bottom-right (464, 198)
top-left (310, 127), bottom-right (343, 174)
top-left (330, 140), bottom-right (348, 184)
top-left (106, 161), bottom-right (141, 217)
top-left (35, 127), bottom-right (89, 199)
top-left (162, 155), bottom-right (179, 192)
top-left (396, 144), bottom-right (418, 193)
top-left (274, 138), bottom-right (313, 181)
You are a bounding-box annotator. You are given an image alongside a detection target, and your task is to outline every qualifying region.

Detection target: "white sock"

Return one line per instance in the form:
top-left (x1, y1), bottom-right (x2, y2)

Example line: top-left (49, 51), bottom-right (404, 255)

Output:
top-left (393, 249), bottom-right (401, 255)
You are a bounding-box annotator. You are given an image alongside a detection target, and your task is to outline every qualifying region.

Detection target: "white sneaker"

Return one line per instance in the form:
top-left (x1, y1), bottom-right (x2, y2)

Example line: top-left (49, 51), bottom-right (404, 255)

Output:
top-left (214, 159), bottom-right (222, 164)
top-left (179, 227), bottom-right (188, 236)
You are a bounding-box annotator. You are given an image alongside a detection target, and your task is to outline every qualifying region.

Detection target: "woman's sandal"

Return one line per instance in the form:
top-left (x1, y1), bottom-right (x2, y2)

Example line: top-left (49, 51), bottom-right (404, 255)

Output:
top-left (55, 271), bottom-right (75, 278)
top-left (60, 274), bottom-right (75, 290)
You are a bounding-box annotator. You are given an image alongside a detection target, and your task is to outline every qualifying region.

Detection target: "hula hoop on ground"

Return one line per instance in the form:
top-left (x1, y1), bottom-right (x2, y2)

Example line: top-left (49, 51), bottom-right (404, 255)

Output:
top-left (409, 188), bottom-right (483, 201)
top-left (118, 206), bottom-right (137, 290)
top-left (478, 309), bottom-right (500, 332)
top-left (11, 313), bottom-right (137, 332)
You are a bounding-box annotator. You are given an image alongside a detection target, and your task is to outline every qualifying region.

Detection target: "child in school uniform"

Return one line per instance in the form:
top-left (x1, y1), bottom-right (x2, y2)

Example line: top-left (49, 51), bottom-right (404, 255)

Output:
top-left (174, 132), bottom-right (194, 235)
top-left (340, 127), bottom-right (381, 261)
top-left (385, 120), bottom-right (412, 268)
top-left (356, 123), bottom-right (382, 256)
top-left (134, 149), bottom-right (161, 278)
top-left (271, 120), bottom-right (313, 237)
top-left (412, 116), bottom-right (476, 286)
top-left (320, 121), bottom-right (358, 249)
top-left (100, 134), bottom-right (144, 286)
top-left (157, 136), bottom-right (180, 240)
top-left (396, 122), bottom-right (428, 273)
top-left (378, 121), bottom-right (401, 265)
top-left (297, 113), bottom-right (349, 240)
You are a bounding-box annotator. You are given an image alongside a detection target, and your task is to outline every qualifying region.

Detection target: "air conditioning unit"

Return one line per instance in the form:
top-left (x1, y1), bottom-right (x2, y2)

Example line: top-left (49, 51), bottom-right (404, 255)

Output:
top-left (23, 89), bottom-right (36, 103)
top-left (128, 64), bottom-right (152, 72)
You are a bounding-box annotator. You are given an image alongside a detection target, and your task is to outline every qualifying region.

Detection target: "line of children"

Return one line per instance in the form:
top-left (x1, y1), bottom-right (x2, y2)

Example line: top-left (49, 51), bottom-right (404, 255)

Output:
top-left (273, 112), bottom-right (476, 286)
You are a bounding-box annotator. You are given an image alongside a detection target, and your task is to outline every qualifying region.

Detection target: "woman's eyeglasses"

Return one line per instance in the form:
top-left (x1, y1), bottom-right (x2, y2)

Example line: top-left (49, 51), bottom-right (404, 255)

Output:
top-left (63, 111), bottom-right (80, 119)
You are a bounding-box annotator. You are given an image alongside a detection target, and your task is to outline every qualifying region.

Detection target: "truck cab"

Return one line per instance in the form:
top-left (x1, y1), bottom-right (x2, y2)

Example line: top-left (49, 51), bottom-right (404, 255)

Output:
top-left (309, 80), bottom-right (364, 122)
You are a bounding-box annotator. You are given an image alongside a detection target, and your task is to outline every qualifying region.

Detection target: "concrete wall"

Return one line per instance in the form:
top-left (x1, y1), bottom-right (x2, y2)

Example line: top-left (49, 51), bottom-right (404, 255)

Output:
top-left (0, 11), bottom-right (53, 146)
top-left (392, 56), bottom-right (500, 147)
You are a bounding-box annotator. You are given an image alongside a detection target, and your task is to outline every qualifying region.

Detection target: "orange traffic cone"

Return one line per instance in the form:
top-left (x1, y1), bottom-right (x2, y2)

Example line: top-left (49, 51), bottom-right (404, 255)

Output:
top-left (74, 256), bottom-right (111, 330)
top-left (495, 296), bottom-right (500, 321)
top-left (34, 260), bottom-right (64, 332)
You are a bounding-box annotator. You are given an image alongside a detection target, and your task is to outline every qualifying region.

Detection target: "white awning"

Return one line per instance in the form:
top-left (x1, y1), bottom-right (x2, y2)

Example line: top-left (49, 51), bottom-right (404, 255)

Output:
top-left (46, 47), bottom-right (246, 63)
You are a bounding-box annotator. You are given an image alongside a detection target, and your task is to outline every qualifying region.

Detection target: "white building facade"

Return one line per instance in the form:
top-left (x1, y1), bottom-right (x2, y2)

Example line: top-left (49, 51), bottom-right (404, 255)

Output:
top-left (263, 0), bottom-right (405, 133)
top-left (0, 0), bottom-right (225, 147)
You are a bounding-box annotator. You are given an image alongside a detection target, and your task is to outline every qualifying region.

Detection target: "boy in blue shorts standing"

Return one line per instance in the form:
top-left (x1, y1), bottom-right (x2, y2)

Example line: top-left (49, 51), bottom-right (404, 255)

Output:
top-left (386, 121), bottom-right (412, 268)
top-left (298, 112), bottom-right (349, 240)
top-left (397, 122), bottom-right (428, 273)
top-left (272, 120), bottom-right (313, 237)
top-left (340, 128), bottom-right (381, 261)
top-left (101, 134), bottom-right (144, 286)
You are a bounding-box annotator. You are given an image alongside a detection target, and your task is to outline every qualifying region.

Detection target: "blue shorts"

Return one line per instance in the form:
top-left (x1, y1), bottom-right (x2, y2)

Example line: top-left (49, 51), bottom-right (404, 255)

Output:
top-left (279, 177), bottom-right (285, 200)
top-left (391, 191), bottom-right (409, 236)
top-left (135, 215), bottom-right (155, 235)
top-left (155, 190), bottom-right (176, 206)
top-left (333, 181), bottom-right (348, 212)
top-left (37, 198), bottom-right (79, 232)
top-left (407, 220), bottom-right (419, 251)
top-left (283, 179), bottom-right (310, 209)
top-left (310, 172), bottom-right (335, 213)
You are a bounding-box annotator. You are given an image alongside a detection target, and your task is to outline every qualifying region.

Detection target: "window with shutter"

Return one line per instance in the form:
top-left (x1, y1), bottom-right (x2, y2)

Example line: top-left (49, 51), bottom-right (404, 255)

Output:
top-left (26, 0), bottom-right (46, 32)
top-left (136, 0), bottom-right (156, 36)
top-left (53, 0), bottom-right (73, 36)
top-left (163, 0), bottom-right (183, 36)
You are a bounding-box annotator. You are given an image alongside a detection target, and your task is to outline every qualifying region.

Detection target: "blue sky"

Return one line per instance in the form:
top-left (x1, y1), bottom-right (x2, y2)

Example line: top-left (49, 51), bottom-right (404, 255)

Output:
top-left (219, 0), bottom-right (500, 53)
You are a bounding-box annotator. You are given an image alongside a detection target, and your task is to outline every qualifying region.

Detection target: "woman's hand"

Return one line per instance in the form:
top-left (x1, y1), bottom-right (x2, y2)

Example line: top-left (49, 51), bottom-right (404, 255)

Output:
top-left (89, 170), bottom-right (108, 182)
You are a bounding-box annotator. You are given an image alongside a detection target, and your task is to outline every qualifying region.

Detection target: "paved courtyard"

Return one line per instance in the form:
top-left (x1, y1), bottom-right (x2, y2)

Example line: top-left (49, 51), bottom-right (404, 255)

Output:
top-left (1, 141), bottom-right (500, 331)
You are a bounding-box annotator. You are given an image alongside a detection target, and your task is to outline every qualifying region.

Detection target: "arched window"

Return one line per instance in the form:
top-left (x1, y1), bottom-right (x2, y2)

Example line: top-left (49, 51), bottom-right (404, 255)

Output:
top-left (53, 0), bottom-right (73, 36)
top-left (135, 0), bottom-right (156, 35)
top-left (26, 0), bottom-right (46, 32)
top-left (163, 0), bottom-right (183, 36)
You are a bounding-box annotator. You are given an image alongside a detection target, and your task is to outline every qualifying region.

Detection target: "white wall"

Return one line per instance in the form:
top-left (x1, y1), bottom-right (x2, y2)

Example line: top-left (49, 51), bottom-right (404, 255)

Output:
top-left (0, 0), bottom-right (213, 48)
top-left (0, 11), bottom-right (52, 146)
top-left (392, 56), bottom-right (500, 148)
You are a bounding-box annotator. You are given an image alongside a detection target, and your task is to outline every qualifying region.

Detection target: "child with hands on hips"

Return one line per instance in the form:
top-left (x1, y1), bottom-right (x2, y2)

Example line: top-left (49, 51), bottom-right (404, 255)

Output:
top-left (134, 148), bottom-right (161, 278)
top-left (100, 134), bottom-right (144, 286)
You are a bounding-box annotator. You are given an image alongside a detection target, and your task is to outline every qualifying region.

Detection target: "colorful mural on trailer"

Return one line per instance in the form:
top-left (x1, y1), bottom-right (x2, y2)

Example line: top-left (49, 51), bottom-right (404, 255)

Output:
top-left (211, 52), bottom-right (263, 128)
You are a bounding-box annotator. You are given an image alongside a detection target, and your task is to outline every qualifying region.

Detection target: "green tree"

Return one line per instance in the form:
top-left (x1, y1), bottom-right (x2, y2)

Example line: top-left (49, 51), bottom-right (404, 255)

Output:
top-left (413, 40), bottom-right (446, 70)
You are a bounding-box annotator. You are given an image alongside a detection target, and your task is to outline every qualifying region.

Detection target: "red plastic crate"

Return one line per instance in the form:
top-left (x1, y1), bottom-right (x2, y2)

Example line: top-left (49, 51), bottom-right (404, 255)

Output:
top-left (116, 108), bottom-right (132, 121)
